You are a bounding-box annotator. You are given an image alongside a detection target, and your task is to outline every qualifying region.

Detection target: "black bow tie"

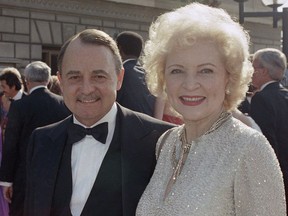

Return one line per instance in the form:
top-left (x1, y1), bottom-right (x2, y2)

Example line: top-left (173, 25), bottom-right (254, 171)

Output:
top-left (67, 122), bottom-right (108, 145)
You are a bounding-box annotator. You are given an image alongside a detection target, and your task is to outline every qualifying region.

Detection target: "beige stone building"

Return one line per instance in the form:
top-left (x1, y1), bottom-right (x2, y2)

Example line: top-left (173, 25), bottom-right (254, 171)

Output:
top-left (0, 0), bottom-right (284, 74)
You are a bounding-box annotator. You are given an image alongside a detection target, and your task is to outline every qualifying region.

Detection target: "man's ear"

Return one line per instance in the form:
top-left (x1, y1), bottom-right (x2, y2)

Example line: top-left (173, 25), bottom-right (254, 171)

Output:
top-left (57, 71), bottom-right (64, 92)
top-left (116, 68), bottom-right (125, 91)
top-left (57, 71), bottom-right (62, 82)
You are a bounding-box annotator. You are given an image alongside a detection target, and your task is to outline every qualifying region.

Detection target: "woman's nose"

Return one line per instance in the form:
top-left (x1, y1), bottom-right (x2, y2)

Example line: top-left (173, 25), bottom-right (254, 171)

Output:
top-left (182, 73), bottom-right (200, 90)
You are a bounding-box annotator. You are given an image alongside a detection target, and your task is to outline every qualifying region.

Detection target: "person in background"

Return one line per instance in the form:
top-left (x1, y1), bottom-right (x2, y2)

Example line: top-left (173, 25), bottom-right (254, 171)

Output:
top-left (24, 29), bottom-right (173, 216)
top-left (0, 67), bottom-right (27, 137)
top-left (48, 75), bottom-right (62, 95)
top-left (153, 97), bottom-right (183, 125)
top-left (116, 31), bottom-right (156, 116)
top-left (0, 93), bottom-right (11, 137)
top-left (237, 54), bottom-right (257, 115)
top-left (281, 68), bottom-right (288, 88)
top-left (237, 84), bottom-right (256, 115)
top-left (250, 48), bottom-right (288, 211)
top-left (136, 3), bottom-right (286, 215)
top-left (0, 126), bottom-right (8, 216)
top-left (0, 61), bottom-right (70, 216)
top-left (0, 67), bottom-right (26, 101)
top-left (0, 85), bottom-right (9, 216)
top-left (231, 108), bottom-right (261, 132)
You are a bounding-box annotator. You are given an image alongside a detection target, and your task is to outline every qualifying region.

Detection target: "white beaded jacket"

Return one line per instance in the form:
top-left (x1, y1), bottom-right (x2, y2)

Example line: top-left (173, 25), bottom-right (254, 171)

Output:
top-left (136, 116), bottom-right (286, 216)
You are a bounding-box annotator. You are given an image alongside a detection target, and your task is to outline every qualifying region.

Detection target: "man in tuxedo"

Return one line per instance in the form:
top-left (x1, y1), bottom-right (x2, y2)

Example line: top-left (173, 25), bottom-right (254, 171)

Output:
top-left (24, 29), bottom-right (173, 216)
top-left (0, 61), bottom-right (71, 216)
top-left (116, 31), bottom-right (156, 116)
top-left (250, 48), bottom-right (288, 209)
top-left (0, 67), bottom-right (26, 101)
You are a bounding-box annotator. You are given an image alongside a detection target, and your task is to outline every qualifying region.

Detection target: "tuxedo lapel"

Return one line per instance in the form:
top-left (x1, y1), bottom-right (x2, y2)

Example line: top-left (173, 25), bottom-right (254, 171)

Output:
top-left (29, 117), bottom-right (71, 216)
top-left (80, 105), bottom-right (154, 216)
top-left (25, 105), bottom-right (172, 216)
top-left (117, 105), bottom-right (159, 216)
top-left (51, 129), bottom-right (73, 216)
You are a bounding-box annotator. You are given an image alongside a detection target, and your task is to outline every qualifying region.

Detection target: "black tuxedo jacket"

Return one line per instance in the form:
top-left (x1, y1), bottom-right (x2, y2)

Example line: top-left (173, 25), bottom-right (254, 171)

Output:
top-left (0, 87), bottom-right (70, 215)
top-left (1, 91), bottom-right (27, 134)
top-left (116, 60), bottom-right (156, 116)
top-left (19, 91), bottom-right (28, 99)
top-left (250, 82), bottom-right (288, 197)
top-left (11, 90), bottom-right (28, 101)
top-left (24, 104), bottom-right (174, 216)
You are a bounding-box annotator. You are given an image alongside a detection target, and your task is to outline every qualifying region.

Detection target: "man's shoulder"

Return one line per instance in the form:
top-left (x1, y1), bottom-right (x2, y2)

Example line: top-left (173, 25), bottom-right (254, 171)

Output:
top-left (11, 94), bottom-right (27, 107)
top-left (13, 89), bottom-right (62, 106)
top-left (21, 91), bottom-right (28, 98)
top-left (252, 86), bottom-right (288, 110)
top-left (280, 87), bottom-right (288, 96)
top-left (118, 105), bottom-right (175, 128)
top-left (251, 90), bottom-right (273, 107)
top-left (263, 83), bottom-right (288, 98)
top-left (123, 59), bottom-right (137, 66)
top-left (32, 115), bottom-right (71, 137)
top-left (36, 88), bottom-right (63, 98)
top-left (38, 115), bottom-right (70, 129)
top-left (124, 60), bottom-right (144, 72)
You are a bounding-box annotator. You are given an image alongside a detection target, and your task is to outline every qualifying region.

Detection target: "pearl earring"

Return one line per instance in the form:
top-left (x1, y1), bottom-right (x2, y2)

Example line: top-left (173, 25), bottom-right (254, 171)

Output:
top-left (225, 89), bottom-right (230, 95)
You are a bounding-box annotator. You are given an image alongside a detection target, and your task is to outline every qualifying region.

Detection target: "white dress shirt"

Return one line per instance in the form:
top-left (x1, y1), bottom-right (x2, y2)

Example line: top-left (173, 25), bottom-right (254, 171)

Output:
top-left (70, 103), bottom-right (117, 216)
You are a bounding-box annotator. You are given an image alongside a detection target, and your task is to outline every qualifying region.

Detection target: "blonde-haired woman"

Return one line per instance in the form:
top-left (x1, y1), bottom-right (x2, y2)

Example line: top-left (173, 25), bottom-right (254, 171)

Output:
top-left (136, 3), bottom-right (286, 215)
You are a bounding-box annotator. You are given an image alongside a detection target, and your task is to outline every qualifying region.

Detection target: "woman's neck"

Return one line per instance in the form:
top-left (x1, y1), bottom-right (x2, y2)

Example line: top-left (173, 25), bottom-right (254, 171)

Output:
top-left (183, 108), bottom-right (225, 142)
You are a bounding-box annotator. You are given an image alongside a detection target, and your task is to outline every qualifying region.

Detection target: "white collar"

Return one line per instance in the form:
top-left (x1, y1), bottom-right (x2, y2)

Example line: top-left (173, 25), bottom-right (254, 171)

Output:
top-left (73, 103), bottom-right (117, 129)
top-left (29, 85), bottom-right (47, 94)
top-left (13, 89), bottom-right (23, 100)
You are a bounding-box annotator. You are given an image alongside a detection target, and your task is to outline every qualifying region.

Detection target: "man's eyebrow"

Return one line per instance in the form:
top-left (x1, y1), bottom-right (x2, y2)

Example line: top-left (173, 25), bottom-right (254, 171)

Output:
top-left (65, 70), bottom-right (110, 77)
top-left (66, 70), bottom-right (80, 76)
top-left (91, 70), bottom-right (108, 74)
top-left (90, 70), bottom-right (110, 77)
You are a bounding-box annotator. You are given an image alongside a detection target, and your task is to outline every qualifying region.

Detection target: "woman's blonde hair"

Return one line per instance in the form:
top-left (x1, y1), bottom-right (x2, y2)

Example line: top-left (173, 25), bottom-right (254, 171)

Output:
top-left (143, 3), bottom-right (253, 111)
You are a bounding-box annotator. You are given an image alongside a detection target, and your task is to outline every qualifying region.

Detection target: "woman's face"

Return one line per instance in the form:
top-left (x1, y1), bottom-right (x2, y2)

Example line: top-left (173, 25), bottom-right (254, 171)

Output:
top-left (164, 40), bottom-right (228, 123)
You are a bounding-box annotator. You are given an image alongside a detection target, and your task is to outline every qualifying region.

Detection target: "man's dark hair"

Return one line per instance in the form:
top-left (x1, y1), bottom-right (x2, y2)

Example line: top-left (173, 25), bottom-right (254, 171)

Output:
top-left (116, 31), bottom-right (143, 58)
top-left (57, 29), bottom-right (123, 74)
top-left (0, 67), bottom-right (22, 90)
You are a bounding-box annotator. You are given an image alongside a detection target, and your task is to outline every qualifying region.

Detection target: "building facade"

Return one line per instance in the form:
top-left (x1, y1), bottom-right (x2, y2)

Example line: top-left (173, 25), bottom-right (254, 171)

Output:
top-left (0, 0), bottom-right (284, 73)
